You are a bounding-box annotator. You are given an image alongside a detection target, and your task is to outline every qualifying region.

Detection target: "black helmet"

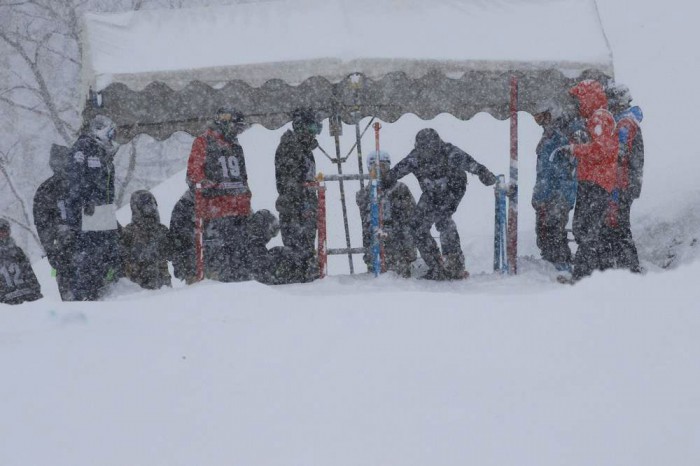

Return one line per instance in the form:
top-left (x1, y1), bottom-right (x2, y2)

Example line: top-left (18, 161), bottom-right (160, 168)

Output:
top-left (214, 107), bottom-right (248, 139)
top-left (415, 128), bottom-right (442, 153)
top-left (248, 209), bottom-right (280, 244)
top-left (49, 144), bottom-right (70, 176)
top-left (291, 107), bottom-right (322, 136)
top-left (130, 190), bottom-right (160, 224)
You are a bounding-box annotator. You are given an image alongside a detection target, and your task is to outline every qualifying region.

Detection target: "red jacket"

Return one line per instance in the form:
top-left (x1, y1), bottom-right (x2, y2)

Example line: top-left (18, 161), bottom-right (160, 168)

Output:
top-left (569, 80), bottom-right (618, 193)
top-left (187, 129), bottom-right (251, 219)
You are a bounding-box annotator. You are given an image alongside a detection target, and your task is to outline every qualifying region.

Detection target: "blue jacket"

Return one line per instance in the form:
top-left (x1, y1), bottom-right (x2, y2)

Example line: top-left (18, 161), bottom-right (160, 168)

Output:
top-left (532, 120), bottom-right (578, 209)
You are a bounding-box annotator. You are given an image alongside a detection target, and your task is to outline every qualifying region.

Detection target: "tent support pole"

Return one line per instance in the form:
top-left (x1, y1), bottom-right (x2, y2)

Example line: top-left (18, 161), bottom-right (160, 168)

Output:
top-left (507, 75), bottom-right (519, 274)
top-left (332, 126), bottom-right (355, 274)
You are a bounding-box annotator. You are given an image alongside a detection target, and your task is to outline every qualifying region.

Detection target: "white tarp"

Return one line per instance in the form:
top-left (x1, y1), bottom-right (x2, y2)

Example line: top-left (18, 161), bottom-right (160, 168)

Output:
top-left (82, 0), bottom-right (613, 93)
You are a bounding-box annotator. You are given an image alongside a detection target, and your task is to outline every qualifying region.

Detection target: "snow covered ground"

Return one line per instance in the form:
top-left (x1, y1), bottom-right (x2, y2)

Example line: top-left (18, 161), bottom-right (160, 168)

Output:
top-left (3, 0), bottom-right (700, 465)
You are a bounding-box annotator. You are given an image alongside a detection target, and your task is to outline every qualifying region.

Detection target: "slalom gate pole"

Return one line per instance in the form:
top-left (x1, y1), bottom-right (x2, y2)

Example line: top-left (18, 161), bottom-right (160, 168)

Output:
top-left (331, 114), bottom-right (355, 274)
top-left (493, 175), bottom-right (507, 273)
top-left (373, 122), bottom-right (387, 273)
top-left (507, 75), bottom-right (519, 275)
top-left (194, 186), bottom-right (205, 282)
top-left (315, 176), bottom-right (328, 279)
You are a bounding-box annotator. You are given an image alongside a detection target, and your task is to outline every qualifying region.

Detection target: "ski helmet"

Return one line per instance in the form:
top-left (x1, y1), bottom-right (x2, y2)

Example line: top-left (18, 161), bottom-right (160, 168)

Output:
top-left (130, 190), bottom-right (160, 224)
top-left (214, 107), bottom-right (248, 139)
top-left (291, 107), bottom-right (322, 136)
top-left (89, 115), bottom-right (117, 144)
top-left (414, 128), bottom-right (442, 154)
top-left (49, 144), bottom-right (70, 177)
top-left (606, 82), bottom-right (633, 109)
top-left (366, 150), bottom-right (391, 170)
top-left (248, 209), bottom-right (280, 244)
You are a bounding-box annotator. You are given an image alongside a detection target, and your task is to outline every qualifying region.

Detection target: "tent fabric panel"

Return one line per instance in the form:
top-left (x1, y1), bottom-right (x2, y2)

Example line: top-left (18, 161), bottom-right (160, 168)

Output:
top-left (88, 68), bottom-right (611, 143)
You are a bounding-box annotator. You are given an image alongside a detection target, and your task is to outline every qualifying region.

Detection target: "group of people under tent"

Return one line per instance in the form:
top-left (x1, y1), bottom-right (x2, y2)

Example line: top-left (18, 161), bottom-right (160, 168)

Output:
top-left (1, 77), bottom-right (644, 304)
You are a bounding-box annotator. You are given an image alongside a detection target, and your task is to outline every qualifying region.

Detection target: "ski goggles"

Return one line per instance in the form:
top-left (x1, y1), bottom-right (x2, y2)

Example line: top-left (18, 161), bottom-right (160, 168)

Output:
top-left (300, 121), bottom-right (323, 136)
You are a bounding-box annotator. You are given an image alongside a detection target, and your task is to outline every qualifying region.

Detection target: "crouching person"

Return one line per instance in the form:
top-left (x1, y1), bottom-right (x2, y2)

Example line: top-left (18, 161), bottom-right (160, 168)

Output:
top-left (356, 150), bottom-right (417, 277)
top-left (0, 219), bottom-right (42, 305)
top-left (121, 190), bottom-right (172, 290)
top-left (169, 190), bottom-right (197, 284)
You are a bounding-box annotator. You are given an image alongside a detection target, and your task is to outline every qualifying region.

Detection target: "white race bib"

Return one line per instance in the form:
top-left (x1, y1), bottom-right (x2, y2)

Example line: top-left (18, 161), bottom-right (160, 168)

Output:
top-left (82, 204), bottom-right (117, 231)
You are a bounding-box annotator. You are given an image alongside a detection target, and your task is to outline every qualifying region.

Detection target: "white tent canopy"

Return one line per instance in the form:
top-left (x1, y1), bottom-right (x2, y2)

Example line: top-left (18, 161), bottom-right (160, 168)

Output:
top-left (80, 0), bottom-right (614, 141)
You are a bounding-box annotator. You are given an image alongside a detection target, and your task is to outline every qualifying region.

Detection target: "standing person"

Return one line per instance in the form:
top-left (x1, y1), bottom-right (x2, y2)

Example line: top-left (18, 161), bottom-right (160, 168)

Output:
top-left (601, 82), bottom-right (644, 273)
top-left (561, 79), bottom-right (619, 282)
top-left (531, 100), bottom-right (578, 273)
top-left (65, 115), bottom-right (122, 300)
top-left (0, 219), bottom-right (42, 305)
top-left (356, 150), bottom-right (417, 277)
top-left (274, 107), bottom-right (322, 282)
top-left (33, 144), bottom-right (75, 300)
top-left (120, 190), bottom-right (172, 290)
top-left (187, 108), bottom-right (252, 282)
top-left (384, 128), bottom-right (497, 280)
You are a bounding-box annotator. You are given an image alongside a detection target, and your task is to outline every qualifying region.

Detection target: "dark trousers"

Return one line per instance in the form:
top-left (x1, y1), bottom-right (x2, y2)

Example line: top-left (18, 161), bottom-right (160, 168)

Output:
top-left (72, 230), bottom-right (121, 301)
top-left (411, 192), bottom-right (464, 271)
top-left (535, 202), bottom-right (573, 266)
top-left (277, 196), bottom-right (317, 259)
top-left (203, 216), bottom-right (251, 282)
top-left (276, 194), bottom-right (319, 281)
top-left (600, 191), bottom-right (640, 272)
top-left (572, 182), bottom-right (609, 280)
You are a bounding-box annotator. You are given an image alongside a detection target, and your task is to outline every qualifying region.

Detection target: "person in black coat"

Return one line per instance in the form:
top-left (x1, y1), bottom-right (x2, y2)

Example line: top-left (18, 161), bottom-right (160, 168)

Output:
top-left (169, 190), bottom-right (196, 284)
top-left (121, 190), bottom-right (172, 290)
top-left (384, 128), bottom-right (497, 280)
top-left (0, 219), bottom-right (42, 305)
top-left (64, 115), bottom-right (122, 300)
top-left (33, 144), bottom-right (75, 300)
top-left (274, 107), bottom-right (322, 282)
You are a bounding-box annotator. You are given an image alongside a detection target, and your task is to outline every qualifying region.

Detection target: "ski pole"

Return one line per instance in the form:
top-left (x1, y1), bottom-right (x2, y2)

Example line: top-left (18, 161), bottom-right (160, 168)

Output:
top-left (373, 122), bottom-right (386, 273)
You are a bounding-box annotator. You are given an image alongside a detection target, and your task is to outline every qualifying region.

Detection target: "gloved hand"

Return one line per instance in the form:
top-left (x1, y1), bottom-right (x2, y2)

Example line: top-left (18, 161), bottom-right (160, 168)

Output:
top-left (83, 203), bottom-right (95, 216)
top-left (478, 169), bottom-right (498, 186)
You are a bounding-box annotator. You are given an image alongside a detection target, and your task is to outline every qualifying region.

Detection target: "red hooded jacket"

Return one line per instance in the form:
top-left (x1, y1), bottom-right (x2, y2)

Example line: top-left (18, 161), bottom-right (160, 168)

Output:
top-left (569, 80), bottom-right (618, 193)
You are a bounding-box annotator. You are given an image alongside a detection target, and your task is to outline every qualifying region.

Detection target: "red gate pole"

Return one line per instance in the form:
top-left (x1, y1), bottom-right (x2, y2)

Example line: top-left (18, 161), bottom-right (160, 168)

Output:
top-left (507, 75), bottom-right (519, 275)
top-left (194, 186), bottom-right (205, 282)
top-left (373, 122), bottom-right (387, 273)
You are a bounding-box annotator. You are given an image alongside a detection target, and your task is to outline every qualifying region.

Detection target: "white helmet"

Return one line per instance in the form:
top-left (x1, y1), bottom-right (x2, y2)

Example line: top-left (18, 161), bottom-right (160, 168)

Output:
top-left (366, 150), bottom-right (391, 170)
top-left (89, 115), bottom-right (116, 144)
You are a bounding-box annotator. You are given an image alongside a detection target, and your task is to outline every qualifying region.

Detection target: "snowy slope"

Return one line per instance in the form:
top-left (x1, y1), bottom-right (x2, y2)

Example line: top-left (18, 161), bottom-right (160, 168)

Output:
top-left (3, 0), bottom-right (700, 465)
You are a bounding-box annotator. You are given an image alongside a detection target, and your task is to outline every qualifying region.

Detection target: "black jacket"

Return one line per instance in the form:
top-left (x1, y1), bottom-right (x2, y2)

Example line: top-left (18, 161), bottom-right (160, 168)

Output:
top-left (169, 191), bottom-right (196, 282)
top-left (0, 239), bottom-right (42, 305)
top-left (387, 142), bottom-right (493, 210)
top-left (121, 191), bottom-right (172, 290)
top-left (274, 130), bottom-right (318, 202)
top-left (33, 175), bottom-right (73, 269)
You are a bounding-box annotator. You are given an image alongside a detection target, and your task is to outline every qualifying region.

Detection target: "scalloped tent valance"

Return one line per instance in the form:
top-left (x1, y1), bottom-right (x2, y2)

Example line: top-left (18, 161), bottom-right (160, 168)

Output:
top-left (81, 0), bottom-right (614, 142)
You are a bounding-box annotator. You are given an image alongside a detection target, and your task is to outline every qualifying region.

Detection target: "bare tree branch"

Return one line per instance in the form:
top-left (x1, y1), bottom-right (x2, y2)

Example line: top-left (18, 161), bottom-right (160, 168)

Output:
top-left (0, 96), bottom-right (50, 117)
top-left (0, 28), bottom-right (73, 143)
top-left (0, 214), bottom-right (41, 248)
top-left (0, 146), bottom-right (39, 249)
